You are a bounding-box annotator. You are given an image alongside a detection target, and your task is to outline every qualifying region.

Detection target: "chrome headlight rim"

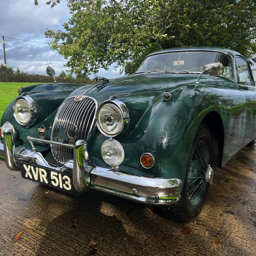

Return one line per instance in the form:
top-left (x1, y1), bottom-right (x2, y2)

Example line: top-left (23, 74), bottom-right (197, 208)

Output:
top-left (13, 95), bottom-right (37, 126)
top-left (96, 99), bottom-right (129, 137)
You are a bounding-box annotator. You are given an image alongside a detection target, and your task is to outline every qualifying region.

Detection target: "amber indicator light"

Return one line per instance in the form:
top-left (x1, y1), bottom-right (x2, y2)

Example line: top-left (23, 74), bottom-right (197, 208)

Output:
top-left (140, 153), bottom-right (155, 169)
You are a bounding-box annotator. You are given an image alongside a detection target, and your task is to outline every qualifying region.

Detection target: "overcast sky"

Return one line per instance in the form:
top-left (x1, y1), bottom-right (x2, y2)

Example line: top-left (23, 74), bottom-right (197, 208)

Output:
top-left (0, 0), bottom-right (122, 78)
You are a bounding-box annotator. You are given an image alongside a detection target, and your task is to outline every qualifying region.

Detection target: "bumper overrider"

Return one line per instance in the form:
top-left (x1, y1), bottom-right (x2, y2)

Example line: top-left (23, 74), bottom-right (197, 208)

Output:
top-left (0, 123), bottom-right (181, 205)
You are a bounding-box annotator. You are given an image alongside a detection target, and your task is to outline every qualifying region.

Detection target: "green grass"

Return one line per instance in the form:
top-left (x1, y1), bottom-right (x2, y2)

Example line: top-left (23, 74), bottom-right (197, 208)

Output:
top-left (0, 82), bottom-right (38, 120)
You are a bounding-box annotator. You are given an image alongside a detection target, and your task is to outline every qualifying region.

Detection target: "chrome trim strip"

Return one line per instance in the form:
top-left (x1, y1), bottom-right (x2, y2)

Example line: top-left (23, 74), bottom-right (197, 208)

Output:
top-left (90, 167), bottom-right (181, 205)
top-left (27, 136), bottom-right (74, 149)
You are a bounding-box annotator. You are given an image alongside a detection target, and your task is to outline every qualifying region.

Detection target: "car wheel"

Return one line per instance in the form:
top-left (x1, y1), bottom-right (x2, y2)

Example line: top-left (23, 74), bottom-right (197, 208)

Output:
top-left (160, 124), bottom-right (215, 223)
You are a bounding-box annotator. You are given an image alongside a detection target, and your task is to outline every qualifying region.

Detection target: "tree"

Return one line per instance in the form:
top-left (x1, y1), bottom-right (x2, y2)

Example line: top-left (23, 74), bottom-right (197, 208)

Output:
top-left (44, 0), bottom-right (256, 75)
top-left (15, 68), bottom-right (21, 75)
top-left (0, 64), bottom-right (14, 74)
top-left (76, 72), bottom-right (89, 80)
top-left (59, 70), bottom-right (66, 78)
top-left (34, 0), bottom-right (60, 7)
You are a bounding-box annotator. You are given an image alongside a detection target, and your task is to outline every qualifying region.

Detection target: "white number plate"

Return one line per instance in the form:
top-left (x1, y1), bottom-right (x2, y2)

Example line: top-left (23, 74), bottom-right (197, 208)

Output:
top-left (20, 163), bottom-right (78, 194)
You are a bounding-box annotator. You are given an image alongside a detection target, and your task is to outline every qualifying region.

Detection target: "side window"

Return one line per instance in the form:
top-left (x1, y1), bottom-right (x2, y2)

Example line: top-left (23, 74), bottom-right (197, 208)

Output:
top-left (236, 57), bottom-right (252, 85)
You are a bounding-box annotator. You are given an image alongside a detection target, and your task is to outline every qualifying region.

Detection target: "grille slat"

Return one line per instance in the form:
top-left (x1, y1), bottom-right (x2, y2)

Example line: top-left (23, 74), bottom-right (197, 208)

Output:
top-left (51, 96), bottom-right (97, 164)
top-left (80, 101), bottom-right (93, 137)
top-left (63, 99), bottom-right (77, 163)
top-left (82, 103), bottom-right (95, 140)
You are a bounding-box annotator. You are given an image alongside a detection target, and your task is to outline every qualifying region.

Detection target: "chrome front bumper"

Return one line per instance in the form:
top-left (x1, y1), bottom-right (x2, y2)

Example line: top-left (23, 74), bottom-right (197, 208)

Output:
top-left (1, 125), bottom-right (181, 205)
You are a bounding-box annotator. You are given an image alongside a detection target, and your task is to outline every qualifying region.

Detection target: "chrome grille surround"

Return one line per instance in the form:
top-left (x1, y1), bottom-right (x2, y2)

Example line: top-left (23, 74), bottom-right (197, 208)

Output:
top-left (51, 95), bottom-right (98, 164)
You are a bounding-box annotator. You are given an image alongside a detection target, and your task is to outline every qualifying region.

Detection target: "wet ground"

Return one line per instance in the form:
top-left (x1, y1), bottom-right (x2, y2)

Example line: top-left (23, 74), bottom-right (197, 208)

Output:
top-left (0, 145), bottom-right (256, 256)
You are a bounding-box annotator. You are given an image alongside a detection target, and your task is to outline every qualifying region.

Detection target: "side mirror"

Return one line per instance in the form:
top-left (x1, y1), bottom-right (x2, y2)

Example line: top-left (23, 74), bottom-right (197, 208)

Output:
top-left (203, 62), bottom-right (224, 76)
top-left (196, 62), bottom-right (224, 87)
top-left (46, 66), bottom-right (57, 83)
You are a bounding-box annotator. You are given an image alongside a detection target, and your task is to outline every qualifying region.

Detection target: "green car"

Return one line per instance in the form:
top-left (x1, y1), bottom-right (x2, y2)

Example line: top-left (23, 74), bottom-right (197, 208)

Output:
top-left (1, 47), bottom-right (255, 223)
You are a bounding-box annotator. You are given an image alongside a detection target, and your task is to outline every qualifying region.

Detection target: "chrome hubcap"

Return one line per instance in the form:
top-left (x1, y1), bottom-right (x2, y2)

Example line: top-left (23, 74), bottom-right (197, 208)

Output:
top-left (205, 165), bottom-right (214, 185)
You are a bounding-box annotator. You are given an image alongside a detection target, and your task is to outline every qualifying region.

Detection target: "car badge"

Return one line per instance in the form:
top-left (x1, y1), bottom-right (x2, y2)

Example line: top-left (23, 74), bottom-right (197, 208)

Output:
top-left (56, 126), bottom-right (67, 143)
top-left (74, 94), bottom-right (83, 101)
top-left (66, 124), bottom-right (78, 144)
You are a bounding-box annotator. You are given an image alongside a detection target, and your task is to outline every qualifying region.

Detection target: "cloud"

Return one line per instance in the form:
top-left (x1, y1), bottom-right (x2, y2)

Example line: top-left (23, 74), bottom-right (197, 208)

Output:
top-left (0, 0), bottom-right (69, 75)
top-left (0, 1), bottom-right (69, 38)
top-left (0, 0), bottom-right (124, 78)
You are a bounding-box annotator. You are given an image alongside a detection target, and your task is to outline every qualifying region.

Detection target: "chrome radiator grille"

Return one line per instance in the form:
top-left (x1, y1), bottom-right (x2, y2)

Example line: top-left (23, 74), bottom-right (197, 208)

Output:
top-left (51, 96), bottom-right (97, 164)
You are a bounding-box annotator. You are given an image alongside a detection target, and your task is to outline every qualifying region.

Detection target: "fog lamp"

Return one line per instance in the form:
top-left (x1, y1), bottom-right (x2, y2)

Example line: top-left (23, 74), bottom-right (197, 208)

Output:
top-left (140, 153), bottom-right (155, 169)
top-left (101, 139), bottom-right (125, 168)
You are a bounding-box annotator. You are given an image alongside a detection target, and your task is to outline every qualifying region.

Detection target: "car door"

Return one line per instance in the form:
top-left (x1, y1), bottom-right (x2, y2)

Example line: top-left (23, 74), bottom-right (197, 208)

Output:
top-left (235, 56), bottom-right (256, 145)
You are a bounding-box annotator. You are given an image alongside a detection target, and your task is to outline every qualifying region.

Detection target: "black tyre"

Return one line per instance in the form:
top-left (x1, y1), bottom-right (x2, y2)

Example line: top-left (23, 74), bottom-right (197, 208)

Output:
top-left (160, 124), bottom-right (215, 223)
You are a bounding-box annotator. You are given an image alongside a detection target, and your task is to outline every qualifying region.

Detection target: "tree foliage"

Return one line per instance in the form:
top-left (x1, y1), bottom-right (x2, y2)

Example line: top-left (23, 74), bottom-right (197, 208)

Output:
top-left (44, 0), bottom-right (256, 75)
top-left (34, 0), bottom-right (60, 7)
top-left (0, 65), bottom-right (14, 74)
top-left (0, 65), bottom-right (91, 83)
top-left (58, 70), bottom-right (66, 77)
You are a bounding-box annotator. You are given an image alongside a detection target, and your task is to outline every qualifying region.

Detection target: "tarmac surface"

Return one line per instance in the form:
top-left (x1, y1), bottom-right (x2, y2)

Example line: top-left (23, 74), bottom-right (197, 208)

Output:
top-left (0, 145), bottom-right (256, 256)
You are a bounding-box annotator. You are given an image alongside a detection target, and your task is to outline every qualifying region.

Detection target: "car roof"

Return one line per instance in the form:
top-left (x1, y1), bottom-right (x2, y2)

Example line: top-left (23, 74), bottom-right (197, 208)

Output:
top-left (147, 47), bottom-right (242, 58)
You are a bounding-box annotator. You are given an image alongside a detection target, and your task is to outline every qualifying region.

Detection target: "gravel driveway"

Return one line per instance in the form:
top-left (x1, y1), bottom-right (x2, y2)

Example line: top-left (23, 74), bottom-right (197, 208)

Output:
top-left (0, 145), bottom-right (255, 255)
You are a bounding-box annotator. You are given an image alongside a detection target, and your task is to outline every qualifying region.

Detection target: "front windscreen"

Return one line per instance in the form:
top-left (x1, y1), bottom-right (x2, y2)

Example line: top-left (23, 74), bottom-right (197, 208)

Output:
top-left (136, 51), bottom-right (233, 79)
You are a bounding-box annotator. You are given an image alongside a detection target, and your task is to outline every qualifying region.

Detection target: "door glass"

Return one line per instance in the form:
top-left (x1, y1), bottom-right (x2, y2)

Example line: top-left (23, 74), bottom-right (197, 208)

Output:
top-left (236, 57), bottom-right (251, 85)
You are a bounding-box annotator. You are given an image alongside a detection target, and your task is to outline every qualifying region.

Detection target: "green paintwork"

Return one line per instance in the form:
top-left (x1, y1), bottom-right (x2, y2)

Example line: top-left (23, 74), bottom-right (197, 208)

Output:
top-left (1, 47), bottom-right (256, 192)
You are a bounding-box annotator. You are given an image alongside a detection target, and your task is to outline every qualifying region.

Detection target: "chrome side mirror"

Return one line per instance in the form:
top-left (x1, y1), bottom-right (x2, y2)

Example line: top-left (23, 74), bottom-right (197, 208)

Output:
top-left (203, 62), bottom-right (224, 76)
top-left (46, 66), bottom-right (57, 83)
top-left (196, 62), bottom-right (223, 87)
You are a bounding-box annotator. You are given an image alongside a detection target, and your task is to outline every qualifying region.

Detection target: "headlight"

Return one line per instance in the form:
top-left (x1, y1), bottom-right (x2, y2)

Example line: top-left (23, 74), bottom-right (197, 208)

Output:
top-left (101, 139), bottom-right (125, 168)
top-left (97, 99), bottom-right (129, 137)
top-left (13, 95), bottom-right (37, 125)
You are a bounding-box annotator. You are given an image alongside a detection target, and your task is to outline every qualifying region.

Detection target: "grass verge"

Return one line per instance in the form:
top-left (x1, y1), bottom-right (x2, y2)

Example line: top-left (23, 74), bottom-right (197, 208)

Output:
top-left (0, 82), bottom-right (42, 159)
top-left (0, 82), bottom-right (38, 120)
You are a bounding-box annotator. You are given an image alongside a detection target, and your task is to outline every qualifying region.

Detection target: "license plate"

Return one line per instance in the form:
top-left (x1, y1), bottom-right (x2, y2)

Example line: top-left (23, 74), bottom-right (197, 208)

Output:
top-left (20, 163), bottom-right (79, 195)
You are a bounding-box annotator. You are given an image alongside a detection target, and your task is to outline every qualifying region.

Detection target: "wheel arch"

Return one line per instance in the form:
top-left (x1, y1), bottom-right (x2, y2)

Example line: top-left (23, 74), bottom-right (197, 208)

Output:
top-left (201, 111), bottom-right (224, 167)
